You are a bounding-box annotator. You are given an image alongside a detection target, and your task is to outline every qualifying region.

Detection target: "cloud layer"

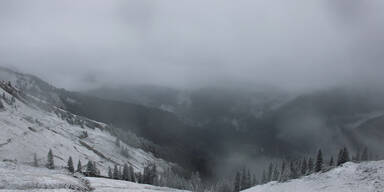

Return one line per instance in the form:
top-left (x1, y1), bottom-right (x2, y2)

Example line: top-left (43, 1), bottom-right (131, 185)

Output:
top-left (0, 0), bottom-right (383, 90)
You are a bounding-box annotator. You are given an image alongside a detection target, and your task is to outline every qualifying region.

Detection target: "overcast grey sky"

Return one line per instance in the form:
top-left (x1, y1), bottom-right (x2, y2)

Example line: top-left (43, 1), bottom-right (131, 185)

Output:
top-left (0, 0), bottom-right (383, 91)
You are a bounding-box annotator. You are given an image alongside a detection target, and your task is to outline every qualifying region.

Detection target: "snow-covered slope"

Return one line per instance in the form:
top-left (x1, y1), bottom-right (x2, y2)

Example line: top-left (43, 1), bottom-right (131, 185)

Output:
top-left (0, 161), bottom-right (89, 191)
top-left (86, 177), bottom-right (189, 192)
top-left (243, 161), bottom-right (384, 192)
top-left (0, 82), bottom-right (173, 176)
top-left (0, 161), bottom-right (188, 192)
top-left (0, 66), bottom-right (65, 107)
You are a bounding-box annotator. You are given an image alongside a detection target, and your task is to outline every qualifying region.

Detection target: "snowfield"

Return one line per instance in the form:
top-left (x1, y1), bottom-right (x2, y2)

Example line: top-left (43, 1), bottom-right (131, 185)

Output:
top-left (86, 177), bottom-right (189, 192)
top-left (0, 161), bottom-right (88, 191)
top-left (243, 161), bottom-right (384, 192)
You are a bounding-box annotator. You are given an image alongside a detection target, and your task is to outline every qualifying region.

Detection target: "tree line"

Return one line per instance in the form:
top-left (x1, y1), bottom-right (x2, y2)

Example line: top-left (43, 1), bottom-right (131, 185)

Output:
top-left (35, 145), bottom-right (375, 192)
top-left (36, 148), bottom-right (202, 191)
top-left (233, 146), bottom-right (373, 192)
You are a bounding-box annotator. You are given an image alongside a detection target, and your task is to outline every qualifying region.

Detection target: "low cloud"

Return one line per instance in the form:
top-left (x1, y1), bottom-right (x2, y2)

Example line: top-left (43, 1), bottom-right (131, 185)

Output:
top-left (0, 0), bottom-right (383, 91)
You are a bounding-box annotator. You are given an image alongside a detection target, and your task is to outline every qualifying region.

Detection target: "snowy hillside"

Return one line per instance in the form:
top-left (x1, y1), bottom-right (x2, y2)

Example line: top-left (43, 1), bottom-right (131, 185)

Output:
top-left (0, 161), bottom-right (88, 191)
top-left (243, 161), bottom-right (384, 192)
top-left (0, 67), bottom-right (65, 107)
top-left (0, 161), bottom-right (188, 192)
top-left (0, 81), bottom-right (173, 176)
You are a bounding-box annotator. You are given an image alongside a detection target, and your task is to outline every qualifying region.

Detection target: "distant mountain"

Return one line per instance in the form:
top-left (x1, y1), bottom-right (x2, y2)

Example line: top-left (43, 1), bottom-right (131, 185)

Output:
top-left (87, 85), bottom-right (289, 129)
top-left (0, 67), bottom-right (211, 176)
top-left (251, 87), bottom-right (384, 157)
top-left (87, 83), bottom-right (384, 158)
top-left (87, 84), bottom-right (181, 110)
top-left (2, 66), bottom-right (384, 179)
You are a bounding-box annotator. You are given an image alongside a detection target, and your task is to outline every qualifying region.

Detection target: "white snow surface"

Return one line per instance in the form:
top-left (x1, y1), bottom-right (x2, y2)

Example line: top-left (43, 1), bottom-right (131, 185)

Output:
top-left (0, 86), bottom-right (172, 177)
top-left (0, 161), bottom-right (87, 191)
top-left (243, 161), bottom-right (384, 192)
top-left (86, 177), bottom-right (189, 192)
top-left (0, 161), bottom-right (189, 192)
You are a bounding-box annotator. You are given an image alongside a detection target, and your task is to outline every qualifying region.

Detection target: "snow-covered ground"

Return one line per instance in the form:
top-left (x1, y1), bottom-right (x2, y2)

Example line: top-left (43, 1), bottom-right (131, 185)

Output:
top-left (0, 161), bottom-right (188, 192)
top-left (87, 177), bottom-right (189, 192)
top-left (0, 161), bottom-right (88, 191)
top-left (0, 84), bottom-right (172, 177)
top-left (243, 161), bottom-right (384, 192)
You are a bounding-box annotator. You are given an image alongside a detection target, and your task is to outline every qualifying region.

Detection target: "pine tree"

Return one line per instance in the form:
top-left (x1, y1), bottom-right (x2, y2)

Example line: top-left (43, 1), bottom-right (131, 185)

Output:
top-left (337, 147), bottom-right (350, 166)
top-left (150, 165), bottom-right (157, 185)
top-left (267, 163), bottom-right (273, 182)
top-left (67, 156), bottom-right (74, 173)
top-left (93, 162), bottom-right (99, 176)
top-left (33, 153), bottom-right (38, 167)
top-left (234, 171), bottom-right (241, 192)
top-left (123, 164), bottom-right (130, 181)
top-left (108, 167), bottom-right (113, 178)
top-left (289, 161), bottom-right (298, 179)
top-left (279, 161), bottom-right (286, 182)
top-left (143, 166), bottom-right (149, 184)
top-left (136, 172), bottom-right (143, 183)
top-left (354, 149), bottom-right (361, 162)
top-left (261, 170), bottom-right (267, 184)
top-left (118, 166), bottom-right (122, 180)
top-left (113, 165), bottom-right (119, 179)
top-left (240, 168), bottom-right (247, 190)
top-left (246, 170), bottom-right (251, 188)
top-left (129, 166), bottom-right (135, 182)
top-left (337, 149), bottom-right (343, 166)
top-left (77, 160), bottom-right (82, 173)
top-left (272, 165), bottom-right (279, 181)
top-left (301, 158), bottom-right (307, 175)
top-left (0, 98), bottom-right (4, 109)
top-left (315, 150), bottom-right (323, 172)
top-left (252, 174), bottom-right (257, 186)
top-left (190, 172), bottom-right (202, 191)
top-left (307, 158), bottom-right (314, 173)
top-left (329, 156), bottom-right (334, 166)
top-left (86, 161), bottom-right (94, 176)
top-left (343, 147), bottom-right (350, 162)
top-left (361, 147), bottom-right (368, 161)
top-left (46, 149), bottom-right (54, 169)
